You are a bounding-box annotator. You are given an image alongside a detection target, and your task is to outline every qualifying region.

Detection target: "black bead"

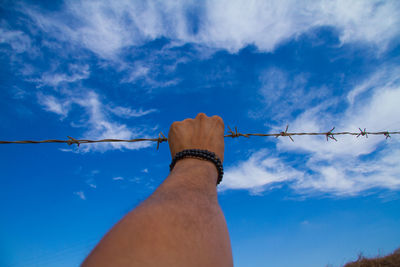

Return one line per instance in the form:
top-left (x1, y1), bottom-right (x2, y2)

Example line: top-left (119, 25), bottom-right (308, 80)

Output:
top-left (170, 149), bottom-right (224, 185)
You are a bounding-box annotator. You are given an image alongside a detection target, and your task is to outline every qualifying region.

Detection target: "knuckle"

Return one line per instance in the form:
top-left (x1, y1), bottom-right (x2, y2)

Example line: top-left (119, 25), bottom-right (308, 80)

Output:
top-left (170, 121), bottom-right (180, 129)
top-left (183, 118), bottom-right (193, 124)
top-left (212, 115), bottom-right (224, 127)
top-left (196, 112), bottom-right (207, 119)
top-left (212, 115), bottom-right (223, 123)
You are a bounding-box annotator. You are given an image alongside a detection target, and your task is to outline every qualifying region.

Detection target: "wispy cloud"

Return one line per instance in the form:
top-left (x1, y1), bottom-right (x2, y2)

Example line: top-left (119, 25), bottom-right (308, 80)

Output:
top-left (0, 26), bottom-right (32, 53)
top-left (129, 177), bottom-right (141, 183)
top-left (276, 68), bottom-right (400, 160)
top-left (73, 91), bottom-right (153, 152)
top-left (347, 66), bottom-right (400, 105)
top-left (85, 177), bottom-right (97, 189)
top-left (6, 0), bottom-right (400, 195)
top-left (37, 93), bottom-right (71, 118)
top-left (35, 64), bottom-right (90, 87)
top-left (200, 0), bottom-right (400, 52)
top-left (12, 0), bottom-right (399, 93)
top-left (112, 176), bottom-right (124, 181)
top-left (73, 191), bottom-right (86, 200)
top-left (108, 106), bottom-right (157, 119)
top-left (37, 90), bottom-right (155, 152)
top-left (293, 146), bottom-right (400, 196)
top-left (251, 68), bottom-right (329, 121)
top-left (221, 150), bottom-right (304, 195)
top-left (21, 0), bottom-right (400, 59)
top-left (117, 47), bottom-right (187, 88)
top-left (278, 68), bottom-right (400, 195)
top-left (224, 67), bottom-right (400, 196)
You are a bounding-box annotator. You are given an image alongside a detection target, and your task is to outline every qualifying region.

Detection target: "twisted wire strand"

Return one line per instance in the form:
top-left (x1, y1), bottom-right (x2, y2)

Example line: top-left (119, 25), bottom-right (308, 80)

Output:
top-left (0, 126), bottom-right (399, 148)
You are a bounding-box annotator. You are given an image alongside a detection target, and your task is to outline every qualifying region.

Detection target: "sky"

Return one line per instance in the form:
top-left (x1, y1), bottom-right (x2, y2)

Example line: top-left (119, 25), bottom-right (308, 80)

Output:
top-left (1, 0), bottom-right (400, 266)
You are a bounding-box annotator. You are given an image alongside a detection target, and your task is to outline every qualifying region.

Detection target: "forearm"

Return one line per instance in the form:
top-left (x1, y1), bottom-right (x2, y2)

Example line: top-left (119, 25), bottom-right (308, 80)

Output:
top-left (82, 159), bottom-right (233, 267)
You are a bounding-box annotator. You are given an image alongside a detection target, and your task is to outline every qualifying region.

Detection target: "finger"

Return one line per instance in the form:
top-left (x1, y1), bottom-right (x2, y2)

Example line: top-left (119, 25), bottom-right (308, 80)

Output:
top-left (182, 118), bottom-right (193, 124)
top-left (212, 115), bottom-right (224, 126)
top-left (195, 112), bottom-right (208, 120)
top-left (169, 121), bottom-right (179, 131)
top-left (168, 121), bottom-right (181, 138)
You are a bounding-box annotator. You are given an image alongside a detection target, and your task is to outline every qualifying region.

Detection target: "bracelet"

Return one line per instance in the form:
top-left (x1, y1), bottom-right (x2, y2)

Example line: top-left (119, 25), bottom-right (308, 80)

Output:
top-left (169, 149), bottom-right (224, 185)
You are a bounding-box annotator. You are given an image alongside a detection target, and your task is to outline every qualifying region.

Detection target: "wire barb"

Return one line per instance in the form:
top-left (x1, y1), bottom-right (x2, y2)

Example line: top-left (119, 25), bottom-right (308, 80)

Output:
top-left (156, 132), bottom-right (167, 150)
top-left (1, 128), bottom-right (399, 146)
top-left (326, 127), bottom-right (337, 142)
top-left (276, 125), bottom-right (294, 142)
top-left (67, 136), bottom-right (80, 147)
top-left (357, 128), bottom-right (368, 138)
top-left (227, 126), bottom-right (250, 138)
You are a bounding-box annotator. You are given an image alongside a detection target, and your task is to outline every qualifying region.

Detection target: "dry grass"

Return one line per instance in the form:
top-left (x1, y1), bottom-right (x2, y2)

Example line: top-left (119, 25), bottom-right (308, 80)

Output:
top-left (343, 248), bottom-right (400, 267)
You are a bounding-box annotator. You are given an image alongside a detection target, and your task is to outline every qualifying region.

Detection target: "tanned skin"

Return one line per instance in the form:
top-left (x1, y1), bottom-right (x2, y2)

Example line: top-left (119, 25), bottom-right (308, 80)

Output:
top-left (82, 113), bottom-right (233, 267)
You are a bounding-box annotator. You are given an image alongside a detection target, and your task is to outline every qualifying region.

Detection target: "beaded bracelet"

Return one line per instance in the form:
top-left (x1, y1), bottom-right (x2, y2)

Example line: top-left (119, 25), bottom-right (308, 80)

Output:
top-left (169, 149), bottom-right (224, 185)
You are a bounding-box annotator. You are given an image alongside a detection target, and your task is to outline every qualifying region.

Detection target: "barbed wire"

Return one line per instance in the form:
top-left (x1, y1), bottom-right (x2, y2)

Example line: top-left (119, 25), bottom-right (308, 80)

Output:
top-left (0, 126), bottom-right (399, 149)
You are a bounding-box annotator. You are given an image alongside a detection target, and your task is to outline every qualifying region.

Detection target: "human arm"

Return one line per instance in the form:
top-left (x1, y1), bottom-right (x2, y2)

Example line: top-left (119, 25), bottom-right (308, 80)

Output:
top-left (82, 113), bottom-right (233, 267)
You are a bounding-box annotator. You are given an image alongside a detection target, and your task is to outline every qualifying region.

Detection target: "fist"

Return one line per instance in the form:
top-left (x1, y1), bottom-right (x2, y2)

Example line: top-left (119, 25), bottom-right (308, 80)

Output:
top-left (168, 113), bottom-right (225, 162)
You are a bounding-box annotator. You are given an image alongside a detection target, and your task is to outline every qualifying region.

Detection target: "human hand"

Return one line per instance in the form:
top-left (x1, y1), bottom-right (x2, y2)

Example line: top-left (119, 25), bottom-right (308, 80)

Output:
top-left (168, 113), bottom-right (225, 162)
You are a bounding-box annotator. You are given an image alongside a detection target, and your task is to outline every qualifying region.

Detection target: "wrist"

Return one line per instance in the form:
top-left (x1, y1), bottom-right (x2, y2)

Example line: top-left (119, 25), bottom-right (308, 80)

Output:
top-left (170, 149), bottom-right (224, 185)
top-left (171, 158), bottom-right (219, 186)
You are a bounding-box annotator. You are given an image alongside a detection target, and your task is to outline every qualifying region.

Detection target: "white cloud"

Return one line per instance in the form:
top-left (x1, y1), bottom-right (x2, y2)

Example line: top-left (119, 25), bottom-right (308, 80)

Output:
top-left (85, 177), bottom-right (97, 189)
top-left (224, 67), bottom-right (400, 196)
top-left (117, 48), bottom-right (186, 88)
top-left (201, 0), bottom-right (400, 53)
top-left (21, 0), bottom-right (400, 59)
top-left (277, 70), bottom-right (400, 160)
top-left (123, 64), bottom-right (151, 83)
top-left (221, 150), bottom-right (304, 194)
top-left (36, 64), bottom-right (90, 87)
top-left (253, 68), bottom-right (329, 121)
top-left (293, 145), bottom-right (400, 196)
top-left (90, 170), bottom-right (100, 175)
top-left (112, 176), bottom-right (124, 181)
top-left (37, 93), bottom-right (71, 118)
top-left (129, 177), bottom-right (141, 183)
top-left (11, 86), bottom-right (29, 99)
top-left (120, 62), bottom-right (181, 89)
top-left (17, 0), bottom-right (399, 92)
top-left (279, 71), bottom-right (400, 195)
top-left (73, 191), bottom-right (86, 200)
top-left (108, 106), bottom-right (157, 118)
top-left (315, 0), bottom-right (399, 50)
top-left (142, 168), bottom-right (149, 173)
top-left (21, 1), bottom-right (187, 59)
top-left (0, 27), bottom-right (32, 53)
top-left (38, 90), bottom-right (155, 152)
top-left (347, 66), bottom-right (400, 105)
top-left (73, 92), bottom-right (153, 152)
top-left (59, 148), bottom-right (75, 153)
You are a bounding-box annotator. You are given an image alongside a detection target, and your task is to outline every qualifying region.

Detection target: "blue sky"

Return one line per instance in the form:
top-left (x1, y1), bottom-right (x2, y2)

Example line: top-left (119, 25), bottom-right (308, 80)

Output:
top-left (1, 0), bottom-right (400, 266)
